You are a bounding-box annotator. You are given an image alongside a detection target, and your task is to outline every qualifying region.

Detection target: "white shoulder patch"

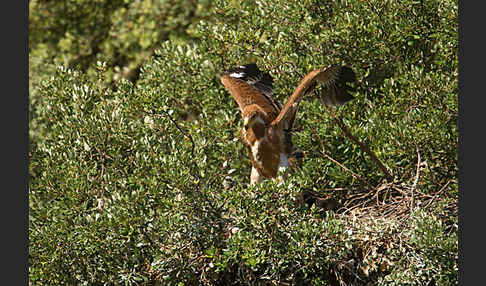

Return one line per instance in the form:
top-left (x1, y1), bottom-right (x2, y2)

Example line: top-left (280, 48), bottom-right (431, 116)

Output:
top-left (229, 72), bottom-right (245, 78)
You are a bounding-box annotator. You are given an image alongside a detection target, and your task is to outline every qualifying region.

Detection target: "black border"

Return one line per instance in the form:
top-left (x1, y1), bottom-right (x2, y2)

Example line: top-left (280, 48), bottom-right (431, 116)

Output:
top-left (458, 2), bottom-right (479, 286)
top-left (3, 0), bottom-right (29, 284)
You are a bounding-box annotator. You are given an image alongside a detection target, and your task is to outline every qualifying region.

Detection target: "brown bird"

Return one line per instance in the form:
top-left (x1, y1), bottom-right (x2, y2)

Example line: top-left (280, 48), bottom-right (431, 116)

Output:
top-left (221, 63), bottom-right (356, 184)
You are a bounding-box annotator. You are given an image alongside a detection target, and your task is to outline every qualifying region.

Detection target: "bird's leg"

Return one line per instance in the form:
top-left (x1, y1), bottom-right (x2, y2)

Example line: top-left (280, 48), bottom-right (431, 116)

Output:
top-left (276, 153), bottom-right (291, 185)
top-left (250, 166), bottom-right (263, 185)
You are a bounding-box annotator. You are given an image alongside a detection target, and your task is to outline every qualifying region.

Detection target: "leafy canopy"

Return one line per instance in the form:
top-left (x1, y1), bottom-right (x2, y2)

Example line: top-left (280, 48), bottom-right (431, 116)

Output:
top-left (29, 0), bottom-right (458, 285)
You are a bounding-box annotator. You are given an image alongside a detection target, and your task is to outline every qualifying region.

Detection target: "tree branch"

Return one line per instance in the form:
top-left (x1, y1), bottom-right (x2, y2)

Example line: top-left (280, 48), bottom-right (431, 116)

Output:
top-left (325, 105), bottom-right (394, 181)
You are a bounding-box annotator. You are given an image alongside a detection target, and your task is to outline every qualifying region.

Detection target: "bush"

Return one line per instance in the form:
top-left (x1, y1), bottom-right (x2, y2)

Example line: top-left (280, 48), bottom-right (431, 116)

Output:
top-left (29, 0), bottom-right (458, 284)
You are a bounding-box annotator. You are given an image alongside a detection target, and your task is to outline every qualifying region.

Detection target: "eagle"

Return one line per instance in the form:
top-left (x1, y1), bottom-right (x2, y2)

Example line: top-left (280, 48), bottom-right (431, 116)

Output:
top-left (221, 63), bottom-right (356, 185)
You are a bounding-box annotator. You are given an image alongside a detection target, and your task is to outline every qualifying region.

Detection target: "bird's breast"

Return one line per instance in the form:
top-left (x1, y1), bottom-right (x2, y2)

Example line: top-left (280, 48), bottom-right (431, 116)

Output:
top-left (247, 132), bottom-right (285, 178)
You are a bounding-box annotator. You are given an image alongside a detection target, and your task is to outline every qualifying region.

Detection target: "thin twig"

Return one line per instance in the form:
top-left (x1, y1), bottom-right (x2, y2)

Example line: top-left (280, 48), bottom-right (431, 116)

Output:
top-left (321, 148), bottom-right (373, 189)
top-left (94, 132), bottom-right (109, 212)
top-left (410, 145), bottom-right (421, 210)
top-left (325, 105), bottom-right (394, 180)
top-left (374, 182), bottom-right (392, 206)
top-left (281, 61), bottom-right (305, 78)
top-left (161, 109), bottom-right (196, 158)
top-left (310, 127), bottom-right (373, 189)
top-left (423, 180), bottom-right (452, 209)
top-left (318, 187), bottom-right (353, 192)
top-left (146, 108), bottom-right (201, 192)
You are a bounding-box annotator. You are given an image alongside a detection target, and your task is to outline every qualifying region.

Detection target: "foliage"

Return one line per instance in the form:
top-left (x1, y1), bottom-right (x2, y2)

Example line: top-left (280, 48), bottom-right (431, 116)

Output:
top-left (29, 0), bottom-right (458, 285)
top-left (29, 0), bottom-right (211, 97)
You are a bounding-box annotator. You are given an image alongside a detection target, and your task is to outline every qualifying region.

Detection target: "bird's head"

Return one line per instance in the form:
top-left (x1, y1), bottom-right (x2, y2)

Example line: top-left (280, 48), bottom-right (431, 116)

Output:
top-left (243, 112), bottom-right (266, 139)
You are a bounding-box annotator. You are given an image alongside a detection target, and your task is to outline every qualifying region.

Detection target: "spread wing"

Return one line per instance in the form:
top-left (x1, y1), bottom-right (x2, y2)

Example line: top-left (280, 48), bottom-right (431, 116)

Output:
top-left (271, 65), bottom-right (356, 128)
top-left (221, 64), bottom-right (281, 120)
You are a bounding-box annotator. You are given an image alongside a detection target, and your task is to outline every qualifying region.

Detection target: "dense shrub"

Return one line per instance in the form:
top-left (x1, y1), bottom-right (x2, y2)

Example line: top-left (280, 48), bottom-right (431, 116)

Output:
top-left (29, 0), bottom-right (458, 284)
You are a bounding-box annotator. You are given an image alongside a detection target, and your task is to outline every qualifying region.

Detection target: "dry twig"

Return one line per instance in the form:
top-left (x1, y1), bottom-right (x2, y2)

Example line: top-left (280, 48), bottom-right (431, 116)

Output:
top-left (410, 145), bottom-right (422, 210)
top-left (310, 127), bottom-right (373, 189)
top-left (325, 105), bottom-right (394, 180)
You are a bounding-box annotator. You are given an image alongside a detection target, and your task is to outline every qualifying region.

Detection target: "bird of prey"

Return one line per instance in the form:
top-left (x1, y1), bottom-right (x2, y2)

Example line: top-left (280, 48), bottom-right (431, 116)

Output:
top-left (221, 63), bottom-right (356, 184)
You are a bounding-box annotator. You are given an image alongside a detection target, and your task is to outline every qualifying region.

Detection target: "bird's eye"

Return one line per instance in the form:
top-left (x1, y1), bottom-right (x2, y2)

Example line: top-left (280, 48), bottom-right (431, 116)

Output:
top-left (244, 124), bottom-right (249, 130)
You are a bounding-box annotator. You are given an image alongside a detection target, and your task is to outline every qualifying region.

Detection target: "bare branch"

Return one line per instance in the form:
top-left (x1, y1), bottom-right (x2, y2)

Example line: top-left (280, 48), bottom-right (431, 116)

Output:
top-left (310, 127), bottom-right (373, 189)
top-left (321, 148), bottom-right (373, 189)
top-left (410, 145), bottom-right (421, 210)
top-left (325, 105), bottom-right (394, 180)
top-left (159, 109), bottom-right (196, 158)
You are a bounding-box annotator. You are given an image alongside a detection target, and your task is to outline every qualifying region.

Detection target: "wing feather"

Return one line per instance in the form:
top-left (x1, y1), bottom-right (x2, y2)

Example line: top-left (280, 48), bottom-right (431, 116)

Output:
top-left (221, 64), bottom-right (281, 120)
top-left (271, 65), bottom-right (356, 127)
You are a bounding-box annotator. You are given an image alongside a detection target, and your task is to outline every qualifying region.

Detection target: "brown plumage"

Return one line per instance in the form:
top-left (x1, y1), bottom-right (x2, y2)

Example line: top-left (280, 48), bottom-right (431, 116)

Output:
top-left (221, 63), bottom-right (356, 184)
